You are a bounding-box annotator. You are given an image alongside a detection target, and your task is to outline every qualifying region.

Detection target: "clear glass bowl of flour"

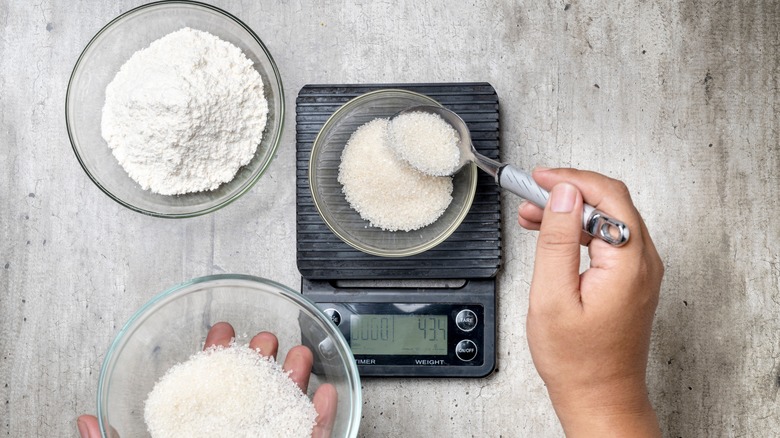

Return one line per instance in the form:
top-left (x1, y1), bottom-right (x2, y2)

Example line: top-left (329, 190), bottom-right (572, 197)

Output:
top-left (309, 89), bottom-right (479, 257)
top-left (66, 1), bottom-right (284, 217)
top-left (97, 274), bottom-right (362, 437)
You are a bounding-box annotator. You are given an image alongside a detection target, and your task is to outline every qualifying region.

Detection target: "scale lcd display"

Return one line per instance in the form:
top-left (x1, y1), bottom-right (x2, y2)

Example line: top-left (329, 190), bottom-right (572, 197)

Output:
top-left (349, 314), bottom-right (448, 355)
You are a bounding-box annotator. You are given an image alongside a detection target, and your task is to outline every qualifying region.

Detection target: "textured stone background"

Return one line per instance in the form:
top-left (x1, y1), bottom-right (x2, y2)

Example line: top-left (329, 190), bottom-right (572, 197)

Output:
top-left (1, 0), bottom-right (778, 436)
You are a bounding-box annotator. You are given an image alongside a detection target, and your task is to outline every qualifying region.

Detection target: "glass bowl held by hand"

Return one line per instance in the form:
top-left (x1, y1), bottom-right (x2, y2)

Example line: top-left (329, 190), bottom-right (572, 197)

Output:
top-left (309, 89), bottom-right (478, 258)
top-left (66, 1), bottom-right (284, 217)
top-left (97, 274), bottom-right (361, 437)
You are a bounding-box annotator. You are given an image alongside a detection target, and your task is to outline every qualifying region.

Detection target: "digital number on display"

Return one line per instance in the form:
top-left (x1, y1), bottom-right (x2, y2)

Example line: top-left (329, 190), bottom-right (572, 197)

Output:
top-left (349, 314), bottom-right (448, 355)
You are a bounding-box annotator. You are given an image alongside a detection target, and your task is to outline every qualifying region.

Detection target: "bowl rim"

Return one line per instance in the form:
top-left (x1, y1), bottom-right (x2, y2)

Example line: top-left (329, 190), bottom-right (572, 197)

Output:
top-left (65, 0), bottom-right (285, 218)
top-left (308, 88), bottom-right (478, 257)
top-left (96, 273), bottom-right (362, 437)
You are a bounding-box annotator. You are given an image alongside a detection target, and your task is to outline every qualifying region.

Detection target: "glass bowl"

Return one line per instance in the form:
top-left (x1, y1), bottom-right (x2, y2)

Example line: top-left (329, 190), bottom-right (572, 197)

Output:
top-left (66, 1), bottom-right (284, 217)
top-left (309, 89), bottom-right (478, 257)
top-left (97, 274), bottom-right (361, 437)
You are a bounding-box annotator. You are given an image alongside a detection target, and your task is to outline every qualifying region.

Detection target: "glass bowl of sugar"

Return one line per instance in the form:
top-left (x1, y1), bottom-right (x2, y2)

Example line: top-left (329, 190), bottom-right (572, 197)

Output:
top-left (66, 1), bottom-right (284, 217)
top-left (309, 89), bottom-right (478, 257)
top-left (97, 274), bottom-right (361, 437)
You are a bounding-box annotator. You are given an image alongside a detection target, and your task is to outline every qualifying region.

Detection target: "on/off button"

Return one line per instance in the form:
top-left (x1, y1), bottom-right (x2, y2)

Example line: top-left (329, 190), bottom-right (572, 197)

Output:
top-left (455, 309), bottom-right (478, 332)
top-left (455, 339), bottom-right (478, 362)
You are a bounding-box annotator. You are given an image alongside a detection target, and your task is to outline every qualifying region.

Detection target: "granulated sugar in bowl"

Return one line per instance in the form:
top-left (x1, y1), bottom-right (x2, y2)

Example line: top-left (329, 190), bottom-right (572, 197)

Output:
top-left (97, 274), bottom-right (361, 438)
top-left (338, 117), bottom-right (454, 232)
top-left (144, 342), bottom-right (316, 437)
top-left (66, 1), bottom-right (284, 217)
top-left (309, 89), bottom-right (478, 257)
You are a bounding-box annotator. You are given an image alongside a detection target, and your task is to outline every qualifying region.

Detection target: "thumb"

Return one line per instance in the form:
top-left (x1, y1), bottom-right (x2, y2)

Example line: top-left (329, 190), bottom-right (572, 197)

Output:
top-left (76, 415), bottom-right (102, 438)
top-left (530, 183), bottom-right (583, 307)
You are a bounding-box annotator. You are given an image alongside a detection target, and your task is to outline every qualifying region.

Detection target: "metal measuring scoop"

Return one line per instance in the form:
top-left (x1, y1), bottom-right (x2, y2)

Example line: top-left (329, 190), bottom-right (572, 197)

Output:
top-left (393, 105), bottom-right (630, 247)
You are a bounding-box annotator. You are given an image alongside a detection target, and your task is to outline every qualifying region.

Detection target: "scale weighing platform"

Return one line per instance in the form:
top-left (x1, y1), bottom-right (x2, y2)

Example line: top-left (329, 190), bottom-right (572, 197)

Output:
top-left (296, 83), bottom-right (501, 377)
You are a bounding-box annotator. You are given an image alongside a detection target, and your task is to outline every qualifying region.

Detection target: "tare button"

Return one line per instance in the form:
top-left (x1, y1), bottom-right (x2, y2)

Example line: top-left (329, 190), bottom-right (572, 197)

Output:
top-left (455, 339), bottom-right (478, 361)
top-left (455, 309), bottom-right (478, 332)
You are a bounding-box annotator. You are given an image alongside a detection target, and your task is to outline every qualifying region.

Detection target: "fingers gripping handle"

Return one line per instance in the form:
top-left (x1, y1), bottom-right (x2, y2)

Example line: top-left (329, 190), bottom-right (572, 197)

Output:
top-left (498, 165), bottom-right (630, 247)
top-left (497, 165), bottom-right (551, 207)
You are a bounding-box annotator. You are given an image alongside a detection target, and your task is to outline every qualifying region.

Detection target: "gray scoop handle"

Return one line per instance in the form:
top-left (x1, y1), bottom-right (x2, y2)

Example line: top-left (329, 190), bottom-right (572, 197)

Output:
top-left (499, 165), bottom-right (630, 246)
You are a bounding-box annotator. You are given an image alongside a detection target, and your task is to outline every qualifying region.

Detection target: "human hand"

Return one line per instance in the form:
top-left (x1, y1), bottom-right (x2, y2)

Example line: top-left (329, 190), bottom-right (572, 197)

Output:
top-left (77, 322), bottom-right (338, 438)
top-left (517, 168), bottom-right (663, 437)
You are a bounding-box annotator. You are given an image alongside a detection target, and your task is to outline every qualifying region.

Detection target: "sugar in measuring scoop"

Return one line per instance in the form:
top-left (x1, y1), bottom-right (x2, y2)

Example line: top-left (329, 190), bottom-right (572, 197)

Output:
top-left (387, 111), bottom-right (461, 176)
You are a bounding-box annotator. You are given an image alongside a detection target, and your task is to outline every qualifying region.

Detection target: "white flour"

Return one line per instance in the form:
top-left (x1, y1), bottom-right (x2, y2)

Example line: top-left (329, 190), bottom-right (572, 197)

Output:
top-left (101, 27), bottom-right (268, 195)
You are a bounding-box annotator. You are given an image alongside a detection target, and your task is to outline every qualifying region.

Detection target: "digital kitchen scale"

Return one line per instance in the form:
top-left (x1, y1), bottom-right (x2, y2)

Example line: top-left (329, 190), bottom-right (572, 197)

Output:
top-left (296, 83), bottom-right (501, 377)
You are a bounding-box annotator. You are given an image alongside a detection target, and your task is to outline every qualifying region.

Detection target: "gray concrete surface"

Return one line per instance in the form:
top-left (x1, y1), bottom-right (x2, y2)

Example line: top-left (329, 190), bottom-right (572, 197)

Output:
top-left (2, 0), bottom-right (779, 436)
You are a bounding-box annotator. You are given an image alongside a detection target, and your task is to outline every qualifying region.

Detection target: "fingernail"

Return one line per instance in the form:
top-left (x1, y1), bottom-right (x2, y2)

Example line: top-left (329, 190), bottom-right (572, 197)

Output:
top-left (77, 419), bottom-right (89, 438)
top-left (550, 183), bottom-right (577, 213)
top-left (533, 166), bottom-right (551, 172)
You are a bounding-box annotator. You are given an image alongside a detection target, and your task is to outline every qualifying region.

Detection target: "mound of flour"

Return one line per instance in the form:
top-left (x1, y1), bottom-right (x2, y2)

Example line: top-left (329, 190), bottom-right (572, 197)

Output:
top-left (101, 27), bottom-right (268, 195)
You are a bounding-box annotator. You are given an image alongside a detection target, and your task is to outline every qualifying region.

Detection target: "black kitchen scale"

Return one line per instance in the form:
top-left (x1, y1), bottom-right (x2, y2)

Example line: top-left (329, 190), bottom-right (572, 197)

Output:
top-left (296, 83), bottom-right (501, 377)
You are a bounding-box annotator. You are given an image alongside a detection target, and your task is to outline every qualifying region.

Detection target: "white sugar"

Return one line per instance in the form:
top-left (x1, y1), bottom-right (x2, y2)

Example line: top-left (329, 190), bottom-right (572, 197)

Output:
top-left (388, 111), bottom-right (460, 176)
top-left (144, 343), bottom-right (316, 438)
top-left (338, 118), bottom-right (453, 232)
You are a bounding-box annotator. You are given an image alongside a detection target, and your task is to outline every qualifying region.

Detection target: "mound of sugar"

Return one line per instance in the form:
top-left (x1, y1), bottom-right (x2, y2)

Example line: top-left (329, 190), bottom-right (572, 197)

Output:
top-left (388, 111), bottom-right (460, 176)
top-left (144, 343), bottom-right (316, 438)
top-left (338, 118), bottom-right (453, 232)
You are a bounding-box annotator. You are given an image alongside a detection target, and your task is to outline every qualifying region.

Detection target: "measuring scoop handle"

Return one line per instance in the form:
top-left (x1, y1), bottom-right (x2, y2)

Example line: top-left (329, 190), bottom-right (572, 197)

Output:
top-left (497, 165), bottom-right (630, 247)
